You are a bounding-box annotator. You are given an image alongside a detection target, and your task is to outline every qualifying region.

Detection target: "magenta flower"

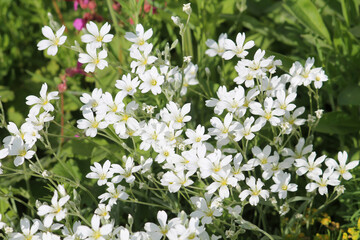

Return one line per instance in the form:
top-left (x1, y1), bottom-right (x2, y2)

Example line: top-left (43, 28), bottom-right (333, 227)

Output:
top-left (73, 18), bottom-right (86, 31)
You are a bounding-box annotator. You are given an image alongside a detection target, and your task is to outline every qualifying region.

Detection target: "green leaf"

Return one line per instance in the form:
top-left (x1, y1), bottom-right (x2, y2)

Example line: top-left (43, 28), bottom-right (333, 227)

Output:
top-left (338, 85), bottom-right (360, 106)
top-left (283, 0), bottom-right (331, 43)
top-left (315, 112), bottom-right (360, 134)
top-left (0, 86), bottom-right (15, 102)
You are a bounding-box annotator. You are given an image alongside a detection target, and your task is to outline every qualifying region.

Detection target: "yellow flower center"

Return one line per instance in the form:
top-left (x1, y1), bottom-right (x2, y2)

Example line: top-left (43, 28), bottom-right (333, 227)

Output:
top-left (150, 79), bottom-right (157, 86)
top-left (236, 48), bottom-right (244, 55)
top-left (99, 173), bottom-right (106, 180)
top-left (122, 114), bottom-right (129, 121)
top-left (260, 158), bottom-right (267, 165)
top-left (19, 149), bottom-right (27, 157)
top-left (252, 189), bottom-right (260, 196)
top-left (195, 137), bottom-right (202, 142)
top-left (96, 35), bottom-right (103, 42)
top-left (221, 179), bottom-right (227, 186)
top-left (316, 76), bottom-right (321, 81)
top-left (92, 101), bottom-right (98, 108)
top-left (206, 209), bottom-right (214, 217)
top-left (176, 116), bottom-right (183, 123)
top-left (53, 38), bottom-right (60, 46)
top-left (164, 151), bottom-right (169, 157)
top-left (281, 185), bottom-right (288, 191)
top-left (55, 206), bottom-right (62, 213)
top-left (246, 75), bottom-right (253, 80)
top-left (264, 112), bottom-right (272, 120)
top-left (43, 99), bottom-right (49, 105)
top-left (93, 230), bottom-right (101, 239)
top-left (94, 58), bottom-right (100, 65)
top-left (112, 105), bottom-right (118, 112)
top-left (152, 133), bottom-right (158, 140)
top-left (280, 104), bottom-right (287, 110)
top-left (126, 86), bottom-right (133, 92)
top-left (91, 121), bottom-right (99, 128)
top-left (138, 39), bottom-right (145, 45)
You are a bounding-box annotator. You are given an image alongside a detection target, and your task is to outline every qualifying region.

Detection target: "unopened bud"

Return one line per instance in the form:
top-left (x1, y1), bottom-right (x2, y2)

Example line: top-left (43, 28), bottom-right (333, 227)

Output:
top-left (183, 3), bottom-right (192, 15)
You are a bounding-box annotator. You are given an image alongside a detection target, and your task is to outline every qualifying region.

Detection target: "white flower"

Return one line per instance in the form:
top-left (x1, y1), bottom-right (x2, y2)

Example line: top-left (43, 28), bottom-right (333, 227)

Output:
top-left (144, 211), bottom-right (180, 240)
top-left (76, 215), bottom-right (113, 240)
top-left (295, 152), bottom-right (325, 178)
top-left (0, 147), bottom-right (9, 160)
top-left (238, 49), bottom-right (272, 77)
top-left (199, 149), bottom-right (232, 178)
top-left (250, 97), bottom-right (285, 126)
top-left (111, 156), bottom-right (142, 184)
top-left (282, 137), bottom-right (313, 163)
top-left (275, 90), bottom-right (296, 111)
top-left (139, 66), bottom-right (164, 95)
top-left (183, 56), bottom-right (192, 63)
top-left (223, 32), bottom-right (255, 60)
top-left (208, 113), bottom-right (237, 146)
top-left (26, 112), bottom-right (54, 131)
top-left (233, 116), bottom-right (265, 141)
top-left (80, 88), bottom-right (103, 111)
top-left (77, 110), bottom-right (108, 137)
top-left (130, 44), bottom-right (157, 74)
top-left (205, 33), bottom-right (228, 57)
top-left (81, 21), bottom-right (114, 48)
top-left (305, 168), bottom-right (340, 195)
top-left (78, 44), bottom-right (108, 73)
top-left (37, 25), bottom-right (67, 56)
top-left (270, 172), bottom-right (298, 199)
top-left (115, 74), bottom-right (140, 97)
top-left (9, 218), bottom-right (40, 240)
top-left (95, 204), bottom-right (111, 220)
top-left (325, 151), bottom-right (359, 180)
top-left (86, 160), bottom-right (113, 186)
top-left (161, 170), bottom-right (194, 192)
top-left (184, 125), bottom-right (211, 148)
top-left (315, 109), bottom-right (324, 119)
top-left (26, 83), bottom-right (59, 115)
top-left (183, 3), bottom-right (192, 14)
top-left (125, 24), bottom-right (153, 50)
top-left (37, 190), bottom-right (70, 227)
top-left (0, 214), bottom-right (6, 229)
top-left (190, 194), bottom-right (223, 225)
top-left (206, 169), bottom-right (238, 199)
top-left (239, 177), bottom-right (269, 206)
top-left (231, 153), bottom-right (245, 181)
top-left (8, 137), bottom-right (35, 167)
top-left (139, 119), bottom-right (166, 151)
top-left (160, 101), bottom-right (191, 130)
top-left (313, 68), bottom-right (328, 89)
top-left (98, 182), bottom-right (129, 207)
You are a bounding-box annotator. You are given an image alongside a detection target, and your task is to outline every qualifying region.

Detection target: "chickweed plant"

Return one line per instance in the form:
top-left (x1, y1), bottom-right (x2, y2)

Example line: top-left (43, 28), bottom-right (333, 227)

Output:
top-left (0, 3), bottom-right (358, 240)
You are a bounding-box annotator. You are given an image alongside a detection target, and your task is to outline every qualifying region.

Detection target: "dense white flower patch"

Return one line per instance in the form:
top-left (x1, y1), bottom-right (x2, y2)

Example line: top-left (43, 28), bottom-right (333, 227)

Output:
top-left (0, 4), bottom-right (359, 239)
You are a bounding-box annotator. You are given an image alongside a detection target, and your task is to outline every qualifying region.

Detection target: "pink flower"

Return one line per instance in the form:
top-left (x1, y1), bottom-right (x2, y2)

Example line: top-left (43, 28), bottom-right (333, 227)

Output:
top-left (73, 18), bottom-right (86, 31)
top-left (74, 0), bottom-right (89, 11)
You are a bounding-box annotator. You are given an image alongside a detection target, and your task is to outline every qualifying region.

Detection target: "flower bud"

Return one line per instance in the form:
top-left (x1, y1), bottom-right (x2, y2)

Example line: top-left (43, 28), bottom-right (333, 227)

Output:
top-left (183, 3), bottom-right (192, 15)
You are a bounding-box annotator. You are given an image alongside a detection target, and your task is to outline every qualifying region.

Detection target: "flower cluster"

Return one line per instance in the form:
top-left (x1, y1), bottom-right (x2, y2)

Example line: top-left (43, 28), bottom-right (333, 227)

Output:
top-left (2, 3), bottom-right (359, 239)
top-left (0, 83), bottom-right (58, 171)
